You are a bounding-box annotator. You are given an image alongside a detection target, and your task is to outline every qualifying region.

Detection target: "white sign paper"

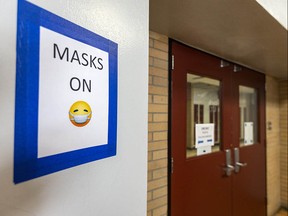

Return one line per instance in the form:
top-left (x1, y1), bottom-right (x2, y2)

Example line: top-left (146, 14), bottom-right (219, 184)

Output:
top-left (195, 123), bottom-right (214, 148)
top-left (244, 122), bottom-right (254, 145)
top-left (38, 27), bottom-right (109, 158)
top-left (197, 146), bottom-right (212, 156)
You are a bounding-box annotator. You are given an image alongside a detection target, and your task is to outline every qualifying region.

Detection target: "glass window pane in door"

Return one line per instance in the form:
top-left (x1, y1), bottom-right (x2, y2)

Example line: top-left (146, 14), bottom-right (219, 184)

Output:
top-left (186, 74), bottom-right (221, 158)
top-left (239, 86), bottom-right (258, 147)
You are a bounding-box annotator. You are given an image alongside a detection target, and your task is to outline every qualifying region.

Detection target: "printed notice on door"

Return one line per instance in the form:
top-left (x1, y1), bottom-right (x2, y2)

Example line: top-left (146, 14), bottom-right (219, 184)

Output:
top-left (244, 122), bottom-right (254, 145)
top-left (195, 123), bottom-right (214, 148)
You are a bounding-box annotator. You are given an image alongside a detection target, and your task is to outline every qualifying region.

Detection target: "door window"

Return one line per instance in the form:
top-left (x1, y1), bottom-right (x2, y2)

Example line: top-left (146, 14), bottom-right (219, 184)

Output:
top-left (239, 85), bottom-right (258, 146)
top-left (186, 74), bottom-right (221, 158)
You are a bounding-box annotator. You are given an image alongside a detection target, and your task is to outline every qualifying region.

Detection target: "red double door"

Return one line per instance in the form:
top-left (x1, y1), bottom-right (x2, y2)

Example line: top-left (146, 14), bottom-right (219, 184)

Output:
top-left (170, 41), bottom-right (266, 216)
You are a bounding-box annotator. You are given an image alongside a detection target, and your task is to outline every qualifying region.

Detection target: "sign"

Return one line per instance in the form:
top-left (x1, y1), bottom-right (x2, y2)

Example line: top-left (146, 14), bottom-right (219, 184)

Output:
top-left (244, 122), bottom-right (254, 145)
top-left (14, 1), bottom-right (118, 183)
top-left (38, 27), bottom-right (110, 157)
top-left (197, 146), bottom-right (212, 156)
top-left (195, 124), bottom-right (214, 148)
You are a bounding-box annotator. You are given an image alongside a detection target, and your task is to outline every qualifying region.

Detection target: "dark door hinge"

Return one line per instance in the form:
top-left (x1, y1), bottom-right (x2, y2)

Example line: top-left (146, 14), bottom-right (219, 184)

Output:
top-left (171, 157), bottom-right (174, 173)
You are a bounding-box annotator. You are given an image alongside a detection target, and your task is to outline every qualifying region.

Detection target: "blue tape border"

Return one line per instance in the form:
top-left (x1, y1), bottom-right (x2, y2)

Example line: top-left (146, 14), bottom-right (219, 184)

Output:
top-left (14, 1), bottom-right (118, 184)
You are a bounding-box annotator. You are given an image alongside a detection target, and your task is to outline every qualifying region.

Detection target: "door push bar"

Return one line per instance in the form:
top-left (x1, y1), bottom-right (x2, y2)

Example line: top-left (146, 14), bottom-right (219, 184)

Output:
top-left (224, 148), bottom-right (248, 176)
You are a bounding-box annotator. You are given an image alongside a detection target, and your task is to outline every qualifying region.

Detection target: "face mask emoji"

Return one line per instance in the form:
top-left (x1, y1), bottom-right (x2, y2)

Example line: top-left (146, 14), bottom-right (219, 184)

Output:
top-left (69, 101), bottom-right (92, 127)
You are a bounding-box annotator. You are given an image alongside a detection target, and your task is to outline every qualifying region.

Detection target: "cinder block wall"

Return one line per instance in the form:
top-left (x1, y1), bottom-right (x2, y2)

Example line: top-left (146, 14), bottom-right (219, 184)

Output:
top-left (147, 31), bottom-right (169, 216)
top-left (279, 80), bottom-right (287, 208)
top-left (266, 76), bottom-right (281, 216)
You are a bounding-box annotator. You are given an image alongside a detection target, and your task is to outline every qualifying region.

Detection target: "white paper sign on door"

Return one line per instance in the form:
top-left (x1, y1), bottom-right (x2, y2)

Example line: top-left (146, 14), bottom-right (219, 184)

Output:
top-left (244, 122), bottom-right (254, 145)
top-left (195, 123), bottom-right (214, 148)
top-left (197, 146), bottom-right (212, 156)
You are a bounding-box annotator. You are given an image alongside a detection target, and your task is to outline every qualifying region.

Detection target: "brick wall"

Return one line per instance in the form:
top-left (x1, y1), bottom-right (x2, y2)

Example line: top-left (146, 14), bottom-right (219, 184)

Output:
top-left (279, 80), bottom-right (287, 208)
top-left (266, 76), bottom-right (281, 215)
top-left (147, 31), bottom-right (169, 216)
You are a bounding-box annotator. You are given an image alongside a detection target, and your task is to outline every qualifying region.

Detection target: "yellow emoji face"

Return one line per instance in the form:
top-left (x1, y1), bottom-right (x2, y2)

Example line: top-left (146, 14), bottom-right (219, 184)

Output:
top-left (69, 101), bottom-right (92, 127)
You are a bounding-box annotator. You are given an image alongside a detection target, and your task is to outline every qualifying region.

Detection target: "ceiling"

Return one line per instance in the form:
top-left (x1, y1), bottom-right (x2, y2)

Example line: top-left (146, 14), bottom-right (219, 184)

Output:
top-left (150, 0), bottom-right (288, 80)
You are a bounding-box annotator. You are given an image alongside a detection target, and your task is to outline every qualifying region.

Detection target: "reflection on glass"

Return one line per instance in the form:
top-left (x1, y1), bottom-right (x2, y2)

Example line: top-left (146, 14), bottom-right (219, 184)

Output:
top-left (186, 74), bottom-right (221, 158)
top-left (239, 86), bottom-right (258, 147)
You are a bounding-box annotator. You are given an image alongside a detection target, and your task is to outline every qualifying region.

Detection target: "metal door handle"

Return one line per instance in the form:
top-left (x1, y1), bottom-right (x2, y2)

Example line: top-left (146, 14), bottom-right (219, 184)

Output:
top-left (236, 162), bottom-right (247, 167)
top-left (224, 149), bottom-right (234, 176)
top-left (234, 148), bottom-right (248, 173)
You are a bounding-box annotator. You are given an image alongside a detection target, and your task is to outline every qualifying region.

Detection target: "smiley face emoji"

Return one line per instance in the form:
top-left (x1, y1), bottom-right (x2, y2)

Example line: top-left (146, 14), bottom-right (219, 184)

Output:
top-left (69, 101), bottom-right (92, 127)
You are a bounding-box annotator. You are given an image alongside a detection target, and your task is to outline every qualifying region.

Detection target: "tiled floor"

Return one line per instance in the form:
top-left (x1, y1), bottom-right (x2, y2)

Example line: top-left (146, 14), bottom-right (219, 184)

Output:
top-left (275, 208), bottom-right (288, 216)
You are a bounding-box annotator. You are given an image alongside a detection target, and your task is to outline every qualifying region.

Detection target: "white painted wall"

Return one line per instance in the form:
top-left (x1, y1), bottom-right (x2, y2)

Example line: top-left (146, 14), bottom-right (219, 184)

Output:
top-left (256, 0), bottom-right (288, 29)
top-left (0, 0), bottom-right (148, 215)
